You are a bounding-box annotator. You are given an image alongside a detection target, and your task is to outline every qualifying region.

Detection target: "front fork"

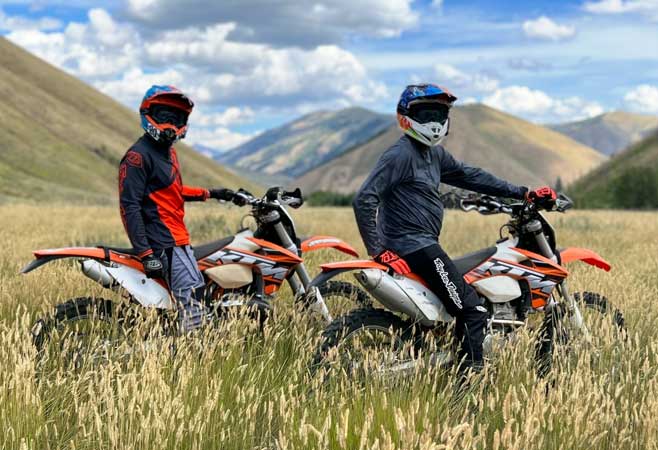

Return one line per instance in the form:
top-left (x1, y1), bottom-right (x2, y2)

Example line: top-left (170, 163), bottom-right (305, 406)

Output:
top-left (555, 280), bottom-right (592, 344)
top-left (273, 222), bottom-right (333, 323)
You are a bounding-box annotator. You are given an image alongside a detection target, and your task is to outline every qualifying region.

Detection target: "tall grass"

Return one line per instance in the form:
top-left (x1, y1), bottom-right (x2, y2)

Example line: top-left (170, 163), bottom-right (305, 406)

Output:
top-left (0, 203), bottom-right (656, 449)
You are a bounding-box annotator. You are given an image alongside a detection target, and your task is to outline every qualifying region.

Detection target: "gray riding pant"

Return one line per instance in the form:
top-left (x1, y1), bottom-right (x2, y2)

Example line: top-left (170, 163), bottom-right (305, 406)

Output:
top-left (160, 245), bottom-right (207, 333)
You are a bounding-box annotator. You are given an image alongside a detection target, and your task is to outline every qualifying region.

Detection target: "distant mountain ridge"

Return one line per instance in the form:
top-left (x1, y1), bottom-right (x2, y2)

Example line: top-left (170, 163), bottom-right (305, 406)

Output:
top-left (551, 111), bottom-right (658, 156)
top-left (217, 107), bottom-right (393, 179)
top-left (0, 37), bottom-right (254, 202)
top-left (296, 104), bottom-right (606, 194)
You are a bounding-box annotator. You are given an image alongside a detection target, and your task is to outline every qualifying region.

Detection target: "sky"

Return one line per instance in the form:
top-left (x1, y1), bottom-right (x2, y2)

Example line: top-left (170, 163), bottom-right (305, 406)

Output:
top-left (1, 0), bottom-right (657, 151)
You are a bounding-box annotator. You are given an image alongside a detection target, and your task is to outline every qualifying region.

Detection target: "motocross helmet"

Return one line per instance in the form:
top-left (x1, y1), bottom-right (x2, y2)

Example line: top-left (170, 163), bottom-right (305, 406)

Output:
top-left (397, 84), bottom-right (457, 147)
top-left (139, 85), bottom-right (194, 144)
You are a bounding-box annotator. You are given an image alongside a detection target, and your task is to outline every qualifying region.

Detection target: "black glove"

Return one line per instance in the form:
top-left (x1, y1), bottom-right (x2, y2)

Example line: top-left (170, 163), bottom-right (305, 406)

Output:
top-left (208, 188), bottom-right (235, 201)
top-left (142, 253), bottom-right (166, 279)
top-left (232, 188), bottom-right (252, 206)
top-left (526, 186), bottom-right (558, 210)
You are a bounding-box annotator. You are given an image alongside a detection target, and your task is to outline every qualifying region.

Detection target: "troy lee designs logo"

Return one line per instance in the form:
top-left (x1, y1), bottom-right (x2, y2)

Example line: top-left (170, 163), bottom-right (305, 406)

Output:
top-left (476, 260), bottom-right (558, 294)
top-left (433, 258), bottom-right (463, 309)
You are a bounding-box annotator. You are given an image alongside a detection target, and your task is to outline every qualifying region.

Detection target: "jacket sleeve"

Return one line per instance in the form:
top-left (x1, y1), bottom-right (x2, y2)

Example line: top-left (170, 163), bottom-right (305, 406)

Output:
top-left (119, 151), bottom-right (152, 258)
top-left (353, 149), bottom-right (406, 256)
top-left (182, 185), bottom-right (210, 202)
top-left (439, 147), bottom-right (527, 199)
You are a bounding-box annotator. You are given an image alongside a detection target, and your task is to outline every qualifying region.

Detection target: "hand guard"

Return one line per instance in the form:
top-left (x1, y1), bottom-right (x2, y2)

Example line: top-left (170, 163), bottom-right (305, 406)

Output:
top-left (142, 254), bottom-right (166, 279)
top-left (374, 250), bottom-right (411, 275)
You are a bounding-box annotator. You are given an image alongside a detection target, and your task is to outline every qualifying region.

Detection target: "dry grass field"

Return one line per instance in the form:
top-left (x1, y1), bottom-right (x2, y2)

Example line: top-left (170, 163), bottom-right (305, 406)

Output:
top-left (1, 202), bottom-right (657, 449)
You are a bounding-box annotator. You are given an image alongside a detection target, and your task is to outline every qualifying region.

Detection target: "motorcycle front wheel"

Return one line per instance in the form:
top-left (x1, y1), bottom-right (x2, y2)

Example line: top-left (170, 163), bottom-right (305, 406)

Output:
top-left (535, 291), bottom-right (625, 378)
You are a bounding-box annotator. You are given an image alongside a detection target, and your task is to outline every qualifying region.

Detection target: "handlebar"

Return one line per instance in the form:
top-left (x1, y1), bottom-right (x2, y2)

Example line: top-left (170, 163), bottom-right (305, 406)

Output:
top-left (237, 186), bottom-right (305, 209)
top-left (442, 191), bottom-right (573, 217)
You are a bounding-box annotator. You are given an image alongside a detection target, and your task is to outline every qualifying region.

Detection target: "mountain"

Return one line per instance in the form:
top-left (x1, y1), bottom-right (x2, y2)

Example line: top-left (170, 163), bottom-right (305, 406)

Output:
top-left (0, 37), bottom-right (253, 203)
top-left (296, 104), bottom-right (606, 194)
top-left (217, 107), bottom-right (394, 179)
top-left (550, 111), bottom-right (658, 156)
top-left (569, 131), bottom-right (658, 208)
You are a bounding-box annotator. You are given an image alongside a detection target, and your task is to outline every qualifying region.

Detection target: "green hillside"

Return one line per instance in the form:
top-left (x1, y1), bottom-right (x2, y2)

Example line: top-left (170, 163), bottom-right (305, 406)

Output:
top-left (551, 111), bottom-right (658, 156)
top-left (0, 37), bottom-right (253, 203)
top-left (296, 104), bottom-right (605, 194)
top-left (569, 131), bottom-right (658, 208)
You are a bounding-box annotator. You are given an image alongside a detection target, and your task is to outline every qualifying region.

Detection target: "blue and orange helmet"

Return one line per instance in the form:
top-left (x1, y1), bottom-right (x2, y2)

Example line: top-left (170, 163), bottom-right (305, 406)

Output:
top-left (397, 84), bottom-right (457, 147)
top-left (139, 85), bottom-right (194, 144)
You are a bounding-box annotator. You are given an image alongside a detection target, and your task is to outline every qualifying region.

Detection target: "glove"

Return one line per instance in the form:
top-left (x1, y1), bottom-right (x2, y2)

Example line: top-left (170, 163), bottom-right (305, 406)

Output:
top-left (208, 188), bottom-right (235, 201)
top-left (232, 188), bottom-right (252, 207)
top-left (527, 186), bottom-right (557, 209)
top-left (142, 253), bottom-right (166, 279)
top-left (374, 250), bottom-right (411, 275)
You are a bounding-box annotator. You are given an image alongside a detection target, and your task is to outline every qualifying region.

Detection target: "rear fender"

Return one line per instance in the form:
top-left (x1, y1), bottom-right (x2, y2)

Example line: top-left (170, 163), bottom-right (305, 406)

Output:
top-left (300, 236), bottom-right (359, 258)
top-left (308, 260), bottom-right (387, 289)
top-left (560, 247), bottom-right (611, 272)
top-left (21, 247), bottom-right (143, 274)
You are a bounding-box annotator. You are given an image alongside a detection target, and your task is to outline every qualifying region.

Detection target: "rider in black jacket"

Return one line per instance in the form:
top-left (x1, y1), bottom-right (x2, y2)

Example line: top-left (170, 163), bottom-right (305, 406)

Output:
top-left (353, 84), bottom-right (555, 372)
top-left (119, 85), bottom-right (244, 332)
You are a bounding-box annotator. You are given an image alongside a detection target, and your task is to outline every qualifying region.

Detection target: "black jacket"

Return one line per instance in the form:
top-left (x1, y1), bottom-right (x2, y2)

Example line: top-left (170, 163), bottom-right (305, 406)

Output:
top-left (353, 135), bottom-right (527, 257)
top-left (118, 135), bottom-right (209, 258)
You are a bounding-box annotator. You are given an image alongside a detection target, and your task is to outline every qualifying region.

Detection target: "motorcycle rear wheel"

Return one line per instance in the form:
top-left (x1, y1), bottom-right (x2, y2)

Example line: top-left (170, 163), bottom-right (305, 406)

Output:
top-left (32, 297), bottom-right (145, 375)
top-left (311, 308), bottom-right (416, 379)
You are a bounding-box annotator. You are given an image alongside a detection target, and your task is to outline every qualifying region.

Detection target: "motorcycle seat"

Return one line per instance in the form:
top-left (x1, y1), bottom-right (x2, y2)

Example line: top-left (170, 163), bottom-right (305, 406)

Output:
top-left (192, 236), bottom-right (235, 260)
top-left (453, 247), bottom-right (496, 275)
top-left (99, 246), bottom-right (138, 256)
top-left (98, 236), bottom-right (236, 261)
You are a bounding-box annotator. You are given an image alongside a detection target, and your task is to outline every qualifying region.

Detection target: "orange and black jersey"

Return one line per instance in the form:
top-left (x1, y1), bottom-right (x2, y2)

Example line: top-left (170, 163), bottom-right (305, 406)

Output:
top-left (119, 134), bottom-right (209, 258)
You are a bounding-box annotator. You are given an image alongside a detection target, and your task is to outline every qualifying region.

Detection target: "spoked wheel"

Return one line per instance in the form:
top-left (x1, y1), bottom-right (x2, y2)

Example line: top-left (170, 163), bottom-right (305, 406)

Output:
top-left (535, 291), bottom-right (625, 378)
top-left (317, 281), bottom-right (372, 318)
top-left (311, 308), bottom-right (418, 381)
top-left (32, 297), bottom-right (139, 375)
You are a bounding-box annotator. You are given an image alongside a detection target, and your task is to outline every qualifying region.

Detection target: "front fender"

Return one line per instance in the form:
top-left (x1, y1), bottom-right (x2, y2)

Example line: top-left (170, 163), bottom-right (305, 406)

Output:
top-left (300, 236), bottom-right (359, 258)
top-left (308, 260), bottom-right (387, 289)
top-left (560, 247), bottom-right (611, 272)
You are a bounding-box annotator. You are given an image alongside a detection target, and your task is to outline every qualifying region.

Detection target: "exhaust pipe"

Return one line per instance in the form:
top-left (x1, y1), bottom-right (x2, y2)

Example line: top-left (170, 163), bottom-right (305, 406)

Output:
top-left (354, 269), bottom-right (445, 326)
top-left (80, 259), bottom-right (117, 289)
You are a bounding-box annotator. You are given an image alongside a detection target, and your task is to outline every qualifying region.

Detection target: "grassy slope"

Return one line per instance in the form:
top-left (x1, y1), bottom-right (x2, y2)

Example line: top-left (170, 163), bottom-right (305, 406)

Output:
top-left (296, 104), bottom-right (605, 193)
top-left (0, 37), bottom-right (254, 203)
top-left (551, 111), bottom-right (658, 156)
top-left (569, 131), bottom-right (658, 207)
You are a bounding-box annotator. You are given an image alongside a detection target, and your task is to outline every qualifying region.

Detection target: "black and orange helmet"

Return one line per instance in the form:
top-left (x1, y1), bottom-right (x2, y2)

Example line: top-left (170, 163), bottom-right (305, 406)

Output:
top-left (140, 85), bottom-right (194, 144)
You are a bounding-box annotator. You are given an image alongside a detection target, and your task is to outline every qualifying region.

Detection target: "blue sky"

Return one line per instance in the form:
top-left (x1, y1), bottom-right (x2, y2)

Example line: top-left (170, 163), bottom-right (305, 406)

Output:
top-left (1, 0), bottom-right (657, 150)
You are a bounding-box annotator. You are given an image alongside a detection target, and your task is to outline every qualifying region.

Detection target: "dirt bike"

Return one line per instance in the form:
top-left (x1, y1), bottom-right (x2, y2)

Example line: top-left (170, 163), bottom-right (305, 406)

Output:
top-left (310, 192), bottom-right (625, 378)
top-left (23, 186), bottom-right (369, 361)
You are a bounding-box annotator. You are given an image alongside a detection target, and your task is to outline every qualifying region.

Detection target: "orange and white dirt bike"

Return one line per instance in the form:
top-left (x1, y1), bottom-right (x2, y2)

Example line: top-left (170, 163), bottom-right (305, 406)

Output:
top-left (23, 187), bottom-right (368, 354)
top-left (311, 192), bottom-right (625, 377)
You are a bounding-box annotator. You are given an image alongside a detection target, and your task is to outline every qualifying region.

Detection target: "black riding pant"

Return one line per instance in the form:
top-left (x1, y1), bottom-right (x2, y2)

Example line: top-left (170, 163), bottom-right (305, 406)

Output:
top-left (403, 243), bottom-right (487, 368)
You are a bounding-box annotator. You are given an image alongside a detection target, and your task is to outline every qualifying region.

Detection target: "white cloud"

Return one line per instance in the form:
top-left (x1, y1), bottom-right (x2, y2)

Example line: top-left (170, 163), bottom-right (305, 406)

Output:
top-left (522, 16), bottom-right (576, 41)
top-left (0, 8), bottom-right (61, 31)
top-left (186, 127), bottom-right (253, 151)
top-left (624, 85), bottom-right (658, 113)
top-left (433, 63), bottom-right (499, 93)
top-left (483, 85), bottom-right (604, 122)
top-left (584, 0), bottom-right (658, 16)
top-left (195, 107), bottom-right (255, 127)
top-left (126, 0), bottom-right (418, 47)
top-left (7, 8), bottom-right (139, 78)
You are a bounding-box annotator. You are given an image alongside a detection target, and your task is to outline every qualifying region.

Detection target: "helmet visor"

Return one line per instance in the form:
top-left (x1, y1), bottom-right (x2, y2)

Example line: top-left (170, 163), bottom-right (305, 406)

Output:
top-left (408, 101), bottom-right (450, 125)
top-left (149, 104), bottom-right (189, 128)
